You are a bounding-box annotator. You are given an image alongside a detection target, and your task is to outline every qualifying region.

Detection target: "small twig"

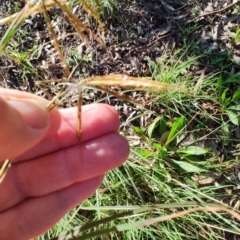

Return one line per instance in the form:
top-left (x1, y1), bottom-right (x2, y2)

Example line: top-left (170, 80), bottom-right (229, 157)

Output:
top-left (186, 1), bottom-right (240, 24)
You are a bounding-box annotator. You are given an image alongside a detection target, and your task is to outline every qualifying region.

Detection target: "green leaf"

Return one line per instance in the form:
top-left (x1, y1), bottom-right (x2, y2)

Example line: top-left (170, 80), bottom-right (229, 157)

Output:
top-left (147, 116), bottom-right (168, 139)
top-left (176, 133), bottom-right (186, 145)
top-left (166, 116), bottom-right (185, 145)
top-left (158, 148), bottom-right (167, 159)
top-left (224, 97), bottom-right (232, 107)
top-left (226, 110), bottom-right (239, 125)
top-left (171, 160), bottom-right (207, 173)
top-left (0, 6), bottom-right (29, 52)
top-left (228, 105), bottom-right (240, 111)
top-left (147, 116), bottom-right (161, 139)
top-left (152, 142), bottom-right (162, 149)
top-left (232, 88), bottom-right (240, 101)
top-left (221, 89), bottom-right (228, 102)
top-left (217, 76), bottom-right (223, 89)
top-left (221, 122), bottom-right (229, 134)
top-left (225, 72), bottom-right (240, 83)
top-left (138, 149), bottom-right (151, 157)
top-left (177, 146), bottom-right (209, 155)
top-left (158, 116), bottom-right (167, 136)
top-left (133, 126), bottom-right (145, 136)
top-left (182, 155), bottom-right (206, 164)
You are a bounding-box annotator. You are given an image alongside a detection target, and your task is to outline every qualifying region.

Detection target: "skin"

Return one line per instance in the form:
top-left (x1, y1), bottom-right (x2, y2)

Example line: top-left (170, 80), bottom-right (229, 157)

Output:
top-left (0, 88), bottom-right (130, 240)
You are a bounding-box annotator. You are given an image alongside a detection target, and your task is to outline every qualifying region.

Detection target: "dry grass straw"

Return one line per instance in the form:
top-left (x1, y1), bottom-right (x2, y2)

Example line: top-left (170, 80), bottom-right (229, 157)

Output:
top-left (41, 0), bottom-right (70, 76)
top-left (0, 159), bottom-right (11, 183)
top-left (0, 0), bottom-right (66, 25)
top-left (0, 0), bottom-right (105, 51)
top-left (52, 0), bottom-right (106, 49)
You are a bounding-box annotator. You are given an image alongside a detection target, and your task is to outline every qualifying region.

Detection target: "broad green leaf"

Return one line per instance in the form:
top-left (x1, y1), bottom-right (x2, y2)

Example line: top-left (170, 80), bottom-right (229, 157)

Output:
top-left (158, 116), bottom-right (167, 136)
top-left (133, 126), bottom-right (145, 136)
top-left (232, 88), bottom-right (240, 101)
top-left (171, 160), bottom-right (207, 173)
top-left (152, 142), bottom-right (162, 149)
top-left (176, 133), bottom-right (186, 145)
top-left (226, 110), bottom-right (239, 125)
top-left (147, 116), bottom-right (161, 139)
top-left (138, 149), bottom-right (151, 157)
top-left (182, 155), bottom-right (207, 164)
top-left (221, 88), bottom-right (228, 102)
top-left (228, 105), bottom-right (240, 111)
top-left (177, 146), bottom-right (208, 155)
top-left (166, 116), bottom-right (185, 145)
top-left (221, 122), bottom-right (229, 134)
top-left (147, 116), bottom-right (167, 139)
top-left (224, 97), bottom-right (232, 107)
top-left (158, 148), bottom-right (167, 159)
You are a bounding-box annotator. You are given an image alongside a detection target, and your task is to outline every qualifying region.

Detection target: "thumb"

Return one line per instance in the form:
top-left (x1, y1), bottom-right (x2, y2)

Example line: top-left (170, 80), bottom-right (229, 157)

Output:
top-left (0, 96), bottom-right (50, 161)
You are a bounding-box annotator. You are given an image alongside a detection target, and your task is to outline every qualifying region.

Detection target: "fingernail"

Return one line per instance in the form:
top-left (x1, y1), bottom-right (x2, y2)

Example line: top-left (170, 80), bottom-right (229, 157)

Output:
top-left (8, 99), bottom-right (50, 129)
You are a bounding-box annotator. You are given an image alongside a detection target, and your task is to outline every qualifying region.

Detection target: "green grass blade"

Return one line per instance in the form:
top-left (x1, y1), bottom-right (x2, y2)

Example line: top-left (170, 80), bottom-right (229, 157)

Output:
top-left (0, 4), bottom-right (29, 52)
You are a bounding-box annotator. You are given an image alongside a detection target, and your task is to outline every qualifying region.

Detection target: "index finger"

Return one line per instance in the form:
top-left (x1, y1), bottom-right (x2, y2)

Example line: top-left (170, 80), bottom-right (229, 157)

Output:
top-left (16, 104), bottom-right (120, 162)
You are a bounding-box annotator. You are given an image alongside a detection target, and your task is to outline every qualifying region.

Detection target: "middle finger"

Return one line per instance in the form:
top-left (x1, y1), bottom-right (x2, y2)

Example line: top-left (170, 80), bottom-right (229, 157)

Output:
top-left (0, 133), bottom-right (129, 211)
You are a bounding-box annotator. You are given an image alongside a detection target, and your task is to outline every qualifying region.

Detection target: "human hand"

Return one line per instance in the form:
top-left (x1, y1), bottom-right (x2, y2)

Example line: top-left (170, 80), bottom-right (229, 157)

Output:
top-left (0, 88), bottom-right (129, 239)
